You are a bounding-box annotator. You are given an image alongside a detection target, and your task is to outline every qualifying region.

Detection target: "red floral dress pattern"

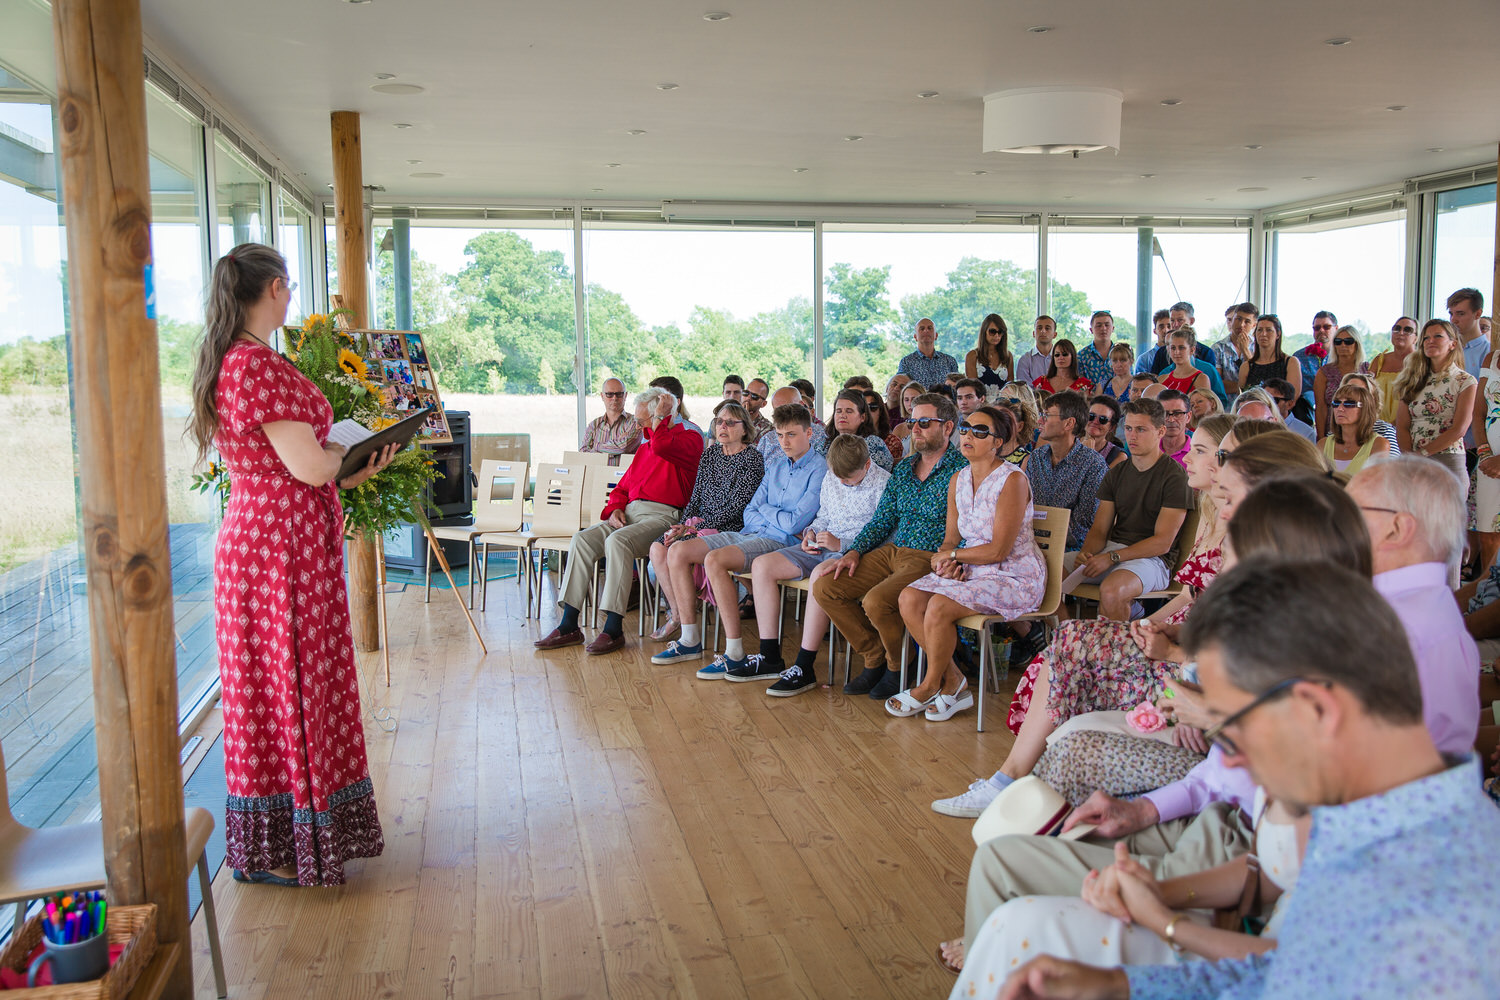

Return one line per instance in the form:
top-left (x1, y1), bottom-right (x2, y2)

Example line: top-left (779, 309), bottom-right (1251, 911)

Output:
top-left (213, 341), bottom-right (383, 885)
top-left (1006, 546), bottom-right (1222, 733)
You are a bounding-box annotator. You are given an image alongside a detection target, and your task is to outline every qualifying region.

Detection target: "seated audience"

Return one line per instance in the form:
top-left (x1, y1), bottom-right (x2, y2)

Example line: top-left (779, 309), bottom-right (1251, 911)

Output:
top-left (1130, 372), bottom-right (1162, 400)
top-left (1155, 388), bottom-right (1193, 467)
top-left (652, 403), bottom-right (825, 671)
top-left (888, 379), bottom-right (926, 456)
top-left (756, 386), bottom-right (803, 462)
top-left (1066, 398), bottom-right (1190, 621)
top-left (743, 377), bottom-right (773, 437)
top-left (1262, 376), bottom-right (1315, 441)
top-left (536, 386), bottom-right (703, 654)
top-left (744, 434), bottom-right (891, 696)
top-left (1133, 310), bottom-right (1171, 375)
top-left (883, 373), bottom-right (912, 429)
top-left (861, 386), bottom-right (904, 463)
top-left (1187, 387), bottom-right (1222, 428)
top-left (579, 377), bottom-right (641, 460)
top-left (1337, 371), bottom-right (1400, 453)
top-left (1032, 338), bottom-right (1095, 397)
top-left (995, 558), bottom-right (1500, 1000)
top-left (1230, 386), bottom-right (1280, 422)
top-left (888, 405), bottom-right (1046, 722)
top-left (813, 393), bottom-right (967, 701)
top-left (1153, 325), bottom-right (1229, 404)
top-left (1025, 391), bottom-right (1108, 553)
top-left (649, 375), bottom-right (703, 438)
top-left (789, 378), bottom-right (822, 427)
top-left (1313, 324), bottom-right (1370, 438)
top-left (841, 374), bottom-right (874, 392)
top-left (1395, 318), bottom-right (1476, 499)
top-left (1321, 382), bottom-right (1390, 475)
top-left (815, 388), bottom-right (895, 471)
top-left (721, 373), bottom-right (744, 403)
top-left (966, 313), bottom-right (1014, 394)
top-left (646, 401), bottom-right (765, 642)
top-left (1236, 313), bottom-right (1300, 399)
top-left (952, 378), bottom-right (985, 448)
top-left (1101, 343), bottom-right (1134, 402)
top-left (1083, 395), bottom-right (1128, 469)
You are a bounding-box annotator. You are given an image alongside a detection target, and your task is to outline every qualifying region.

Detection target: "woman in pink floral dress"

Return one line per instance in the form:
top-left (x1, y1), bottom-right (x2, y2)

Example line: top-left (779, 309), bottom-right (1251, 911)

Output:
top-left (889, 405), bottom-right (1045, 723)
top-left (1395, 318), bottom-right (1476, 498)
top-left (187, 244), bottom-right (395, 886)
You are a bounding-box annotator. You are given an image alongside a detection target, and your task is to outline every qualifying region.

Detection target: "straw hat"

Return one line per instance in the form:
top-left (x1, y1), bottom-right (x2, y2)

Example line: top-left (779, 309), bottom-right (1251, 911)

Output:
top-left (971, 775), bottom-right (1098, 847)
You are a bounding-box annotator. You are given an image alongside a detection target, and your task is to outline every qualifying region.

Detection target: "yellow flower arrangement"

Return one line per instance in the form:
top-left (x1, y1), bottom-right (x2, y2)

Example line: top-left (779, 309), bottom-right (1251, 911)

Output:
top-left (338, 348), bottom-right (368, 380)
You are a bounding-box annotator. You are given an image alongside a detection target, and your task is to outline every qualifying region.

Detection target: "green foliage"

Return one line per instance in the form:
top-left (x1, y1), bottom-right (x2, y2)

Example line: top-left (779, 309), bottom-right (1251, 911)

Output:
top-left (825, 263), bottom-right (898, 352)
top-left (0, 335), bottom-right (68, 390)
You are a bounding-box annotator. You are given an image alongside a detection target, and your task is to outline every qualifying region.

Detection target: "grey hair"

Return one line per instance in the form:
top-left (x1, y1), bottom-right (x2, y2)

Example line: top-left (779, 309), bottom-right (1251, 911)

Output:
top-left (634, 386), bottom-right (676, 414)
top-left (1351, 456), bottom-right (1465, 570)
top-left (1232, 387), bottom-right (1282, 422)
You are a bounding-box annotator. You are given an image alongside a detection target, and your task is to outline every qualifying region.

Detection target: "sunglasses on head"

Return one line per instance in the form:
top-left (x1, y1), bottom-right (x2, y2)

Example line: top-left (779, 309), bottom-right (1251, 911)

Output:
top-left (906, 416), bottom-right (947, 429)
top-left (958, 422), bottom-right (995, 439)
top-left (1332, 337), bottom-right (1357, 346)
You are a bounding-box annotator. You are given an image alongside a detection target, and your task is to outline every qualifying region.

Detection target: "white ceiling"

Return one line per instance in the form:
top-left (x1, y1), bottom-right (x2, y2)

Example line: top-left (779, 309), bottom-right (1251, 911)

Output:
top-left (139, 0), bottom-right (1500, 213)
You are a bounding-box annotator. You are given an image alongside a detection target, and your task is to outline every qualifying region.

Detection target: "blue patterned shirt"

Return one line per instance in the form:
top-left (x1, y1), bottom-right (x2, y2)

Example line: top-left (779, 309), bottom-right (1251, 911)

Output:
top-left (896, 349), bottom-right (959, 388)
top-left (1025, 440), bottom-right (1107, 550)
top-left (1077, 341), bottom-right (1116, 387)
top-left (1125, 756), bottom-right (1500, 1000)
top-left (849, 445), bottom-right (968, 554)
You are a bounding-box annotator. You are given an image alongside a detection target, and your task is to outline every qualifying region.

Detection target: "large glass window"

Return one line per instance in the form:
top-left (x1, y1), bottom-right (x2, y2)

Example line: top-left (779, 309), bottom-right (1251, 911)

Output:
top-left (277, 190), bottom-right (314, 322)
top-left (1046, 229), bottom-right (1140, 350)
top-left (821, 226), bottom-right (1036, 401)
top-left (213, 136), bottom-right (268, 251)
top-left (1271, 214), bottom-right (1407, 357)
top-left (582, 225), bottom-right (811, 445)
top-left (1431, 184), bottom-right (1495, 317)
top-left (1148, 231), bottom-right (1251, 345)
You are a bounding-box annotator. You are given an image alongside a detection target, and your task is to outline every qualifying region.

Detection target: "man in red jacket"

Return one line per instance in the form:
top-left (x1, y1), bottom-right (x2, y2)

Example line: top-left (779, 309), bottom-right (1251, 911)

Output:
top-left (536, 385), bottom-right (703, 654)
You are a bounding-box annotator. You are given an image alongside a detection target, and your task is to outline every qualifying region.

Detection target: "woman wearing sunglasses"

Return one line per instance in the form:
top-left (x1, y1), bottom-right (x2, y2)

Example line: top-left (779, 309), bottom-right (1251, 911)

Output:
top-left (888, 405), bottom-right (1046, 722)
top-left (888, 379), bottom-right (926, 455)
top-left (1313, 325), bottom-right (1369, 438)
top-left (1368, 317), bottom-right (1418, 424)
top-left (1321, 383), bottom-right (1389, 476)
top-left (1082, 395), bottom-right (1128, 469)
top-left (1032, 338), bottom-right (1095, 398)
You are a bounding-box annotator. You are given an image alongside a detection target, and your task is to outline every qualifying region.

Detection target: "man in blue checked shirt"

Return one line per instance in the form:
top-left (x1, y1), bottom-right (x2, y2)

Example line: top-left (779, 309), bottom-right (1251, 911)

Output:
top-left (653, 402), bottom-right (826, 673)
top-left (995, 559), bottom-right (1500, 1000)
top-left (896, 317), bottom-right (960, 388)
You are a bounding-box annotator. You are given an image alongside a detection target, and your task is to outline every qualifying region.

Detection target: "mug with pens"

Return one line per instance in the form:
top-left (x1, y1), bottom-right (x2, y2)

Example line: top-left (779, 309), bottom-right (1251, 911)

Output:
top-left (28, 891), bottom-right (109, 986)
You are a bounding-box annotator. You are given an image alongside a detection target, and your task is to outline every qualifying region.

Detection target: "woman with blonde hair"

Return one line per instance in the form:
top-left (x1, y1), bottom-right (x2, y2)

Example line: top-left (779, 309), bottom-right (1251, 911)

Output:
top-left (1339, 371), bottom-right (1400, 453)
top-left (1313, 324), bottom-right (1370, 438)
top-left (1321, 382), bottom-right (1390, 476)
top-left (1187, 387), bottom-right (1222, 428)
top-left (1368, 317), bottom-right (1418, 423)
top-left (1102, 343), bottom-right (1135, 402)
top-left (1395, 318), bottom-right (1477, 496)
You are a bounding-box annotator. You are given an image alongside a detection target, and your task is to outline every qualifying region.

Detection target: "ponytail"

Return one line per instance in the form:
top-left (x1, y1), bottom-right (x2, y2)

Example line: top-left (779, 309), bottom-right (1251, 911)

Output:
top-left (187, 243), bottom-right (287, 465)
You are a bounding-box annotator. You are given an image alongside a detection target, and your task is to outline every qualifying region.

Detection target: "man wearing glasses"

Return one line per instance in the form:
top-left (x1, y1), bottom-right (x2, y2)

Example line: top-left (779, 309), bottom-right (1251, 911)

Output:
top-left (742, 378), bottom-right (773, 438)
top-left (579, 377), bottom-right (641, 463)
top-left (998, 557), bottom-right (1499, 999)
top-left (1260, 377), bottom-right (1316, 442)
top-left (1292, 310), bottom-right (1337, 416)
top-left (1154, 389), bottom-right (1193, 468)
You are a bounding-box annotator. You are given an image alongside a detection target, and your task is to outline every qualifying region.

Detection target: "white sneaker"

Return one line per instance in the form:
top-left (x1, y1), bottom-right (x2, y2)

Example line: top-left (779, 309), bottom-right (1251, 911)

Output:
top-left (932, 779), bottom-right (1000, 818)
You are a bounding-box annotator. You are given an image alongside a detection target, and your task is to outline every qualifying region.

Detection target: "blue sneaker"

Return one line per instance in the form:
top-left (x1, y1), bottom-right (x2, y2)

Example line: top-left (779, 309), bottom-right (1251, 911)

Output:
top-left (695, 655), bottom-right (729, 680)
top-left (651, 640), bottom-right (703, 665)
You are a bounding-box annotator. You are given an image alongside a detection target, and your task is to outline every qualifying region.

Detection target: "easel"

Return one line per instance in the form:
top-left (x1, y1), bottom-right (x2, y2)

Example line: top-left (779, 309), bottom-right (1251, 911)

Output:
top-left (370, 526), bottom-right (487, 690)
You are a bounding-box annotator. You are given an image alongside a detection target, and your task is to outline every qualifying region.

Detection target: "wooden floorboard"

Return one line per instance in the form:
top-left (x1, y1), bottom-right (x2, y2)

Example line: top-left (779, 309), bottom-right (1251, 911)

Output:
top-left (190, 571), bottom-right (1022, 999)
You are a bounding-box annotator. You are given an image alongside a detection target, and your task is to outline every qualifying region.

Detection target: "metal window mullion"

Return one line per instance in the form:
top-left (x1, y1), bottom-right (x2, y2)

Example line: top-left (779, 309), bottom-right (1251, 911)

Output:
top-left (573, 202), bottom-right (588, 446)
top-left (813, 221), bottom-right (824, 407)
top-left (202, 125), bottom-right (220, 263)
top-left (1036, 211), bottom-right (1049, 318)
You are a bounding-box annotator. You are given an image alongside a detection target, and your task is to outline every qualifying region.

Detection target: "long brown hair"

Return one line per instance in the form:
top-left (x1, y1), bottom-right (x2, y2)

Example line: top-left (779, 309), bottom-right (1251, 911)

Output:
top-left (826, 388), bottom-right (876, 446)
top-left (975, 313), bottom-right (1013, 374)
top-left (187, 243), bottom-right (288, 465)
top-left (1046, 339), bottom-right (1078, 380)
top-left (1394, 318), bottom-right (1464, 405)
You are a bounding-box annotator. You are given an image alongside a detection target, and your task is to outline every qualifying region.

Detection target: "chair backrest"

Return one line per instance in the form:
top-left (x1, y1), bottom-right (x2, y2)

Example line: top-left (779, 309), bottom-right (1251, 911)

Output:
top-left (563, 450), bottom-right (610, 466)
top-left (1171, 507), bottom-right (1202, 575)
top-left (473, 460), bottom-right (527, 532)
top-left (531, 463), bottom-right (587, 536)
top-left (581, 463), bottom-right (631, 528)
top-left (1030, 505), bottom-right (1071, 619)
top-left (473, 432), bottom-right (530, 467)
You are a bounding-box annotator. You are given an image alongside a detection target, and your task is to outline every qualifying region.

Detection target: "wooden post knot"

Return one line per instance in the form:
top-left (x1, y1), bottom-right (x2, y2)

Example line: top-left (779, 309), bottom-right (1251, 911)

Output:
top-left (122, 553), bottom-right (164, 607)
top-left (109, 207), bottom-right (153, 268)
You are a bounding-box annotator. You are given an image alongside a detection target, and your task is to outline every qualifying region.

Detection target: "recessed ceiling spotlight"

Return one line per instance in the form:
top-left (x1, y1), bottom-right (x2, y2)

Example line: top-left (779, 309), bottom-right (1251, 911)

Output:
top-left (1062, 194), bottom-right (1075, 200)
top-left (1302, 175), bottom-right (1317, 180)
top-left (971, 170), bottom-right (988, 175)
top-left (1386, 104), bottom-right (1407, 111)
top-left (626, 129), bottom-right (647, 136)
top-left (1140, 173), bottom-right (1155, 179)
top-left (591, 187), bottom-right (604, 193)
top-left (703, 11), bottom-right (732, 21)
top-left (1238, 186), bottom-right (1269, 192)
top-left (1323, 36), bottom-right (1352, 46)
top-left (409, 172), bottom-right (443, 178)
top-left (1428, 146), bottom-right (1445, 153)
top-left (792, 167), bottom-right (808, 173)
top-left (605, 162), bottom-right (622, 168)
top-left (657, 82), bottom-right (679, 90)
top-left (1206, 197), bottom-right (1218, 201)
top-left (844, 134), bottom-right (863, 141)
top-left (1243, 144), bottom-right (1262, 150)
top-left (343, 0), bottom-right (373, 5)
top-left (917, 90), bottom-right (940, 99)
top-left (374, 72), bottom-right (396, 80)
top-left (372, 83), bottom-right (426, 95)
top-left (1159, 98), bottom-right (1182, 107)
top-left (407, 159), bottom-right (422, 165)
top-left (392, 122), bottom-right (414, 129)
top-left (1026, 25), bottom-right (1052, 33)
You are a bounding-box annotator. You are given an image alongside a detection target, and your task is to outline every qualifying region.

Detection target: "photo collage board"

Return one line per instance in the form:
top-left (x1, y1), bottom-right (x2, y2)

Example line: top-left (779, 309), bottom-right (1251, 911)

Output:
top-left (358, 329), bottom-right (453, 443)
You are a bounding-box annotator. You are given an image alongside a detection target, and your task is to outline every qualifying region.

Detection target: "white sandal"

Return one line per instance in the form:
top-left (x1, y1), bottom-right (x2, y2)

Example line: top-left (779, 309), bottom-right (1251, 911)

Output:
top-left (885, 688), bottom-right (938, 718)
top-left (925, 678), bottom-right (973, 722)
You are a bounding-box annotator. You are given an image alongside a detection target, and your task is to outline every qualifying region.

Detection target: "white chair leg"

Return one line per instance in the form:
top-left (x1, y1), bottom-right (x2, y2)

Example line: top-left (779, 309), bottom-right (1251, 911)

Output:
top-left (197, 851), bottom-right (228, 998)
top-left (423, 539), bottom-right (433, 604)
top-left (977, 625), bottom-right (989, 733)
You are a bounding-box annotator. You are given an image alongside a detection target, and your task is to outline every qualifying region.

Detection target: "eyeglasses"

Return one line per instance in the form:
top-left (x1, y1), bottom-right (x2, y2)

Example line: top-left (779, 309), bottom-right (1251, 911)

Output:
top-left (1265, 394), bottom-right (1285, 404)
top-left (1332, 337), bottom-right (1357, 346)
top-left (602, 391), bottom-right (626, 399)
top-left (1392, 325), bottom-right (1417, 334)
top-left (905, 416), bottom-right (947, 429)
top-left (957, 422), bottom-right (995, 439)
top-left (1203, 677), bottom-right (1326, 755)
top-left (1312, 323), bottom-right (1334, 332)
top-left (743, 391), bottom-right (766, 402)
top-left (1163, 408), bottom-right (1189, 418)
top-left (1086, 413), bottom-right (1113, 424)
top-left (1215, 448), bottom-right (1232, 466)
top-left (1330, 399), bottom-right (1362, 409)
top-left (280, 277), bottom-right (298, 293)
top-left (715, 418), bottom-right (743, 427)
top-left (1359, 504), bottom-right (1400, 515)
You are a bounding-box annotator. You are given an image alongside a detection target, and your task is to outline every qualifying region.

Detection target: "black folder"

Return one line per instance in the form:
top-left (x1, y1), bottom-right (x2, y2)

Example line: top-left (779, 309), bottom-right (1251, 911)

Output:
top-left (336, 407), bottom-right (433, 481)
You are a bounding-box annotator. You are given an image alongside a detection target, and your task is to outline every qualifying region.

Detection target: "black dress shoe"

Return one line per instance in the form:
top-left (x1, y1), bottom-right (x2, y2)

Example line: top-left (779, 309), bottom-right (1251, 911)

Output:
top-left (843, 666), bottom-right (887, 695)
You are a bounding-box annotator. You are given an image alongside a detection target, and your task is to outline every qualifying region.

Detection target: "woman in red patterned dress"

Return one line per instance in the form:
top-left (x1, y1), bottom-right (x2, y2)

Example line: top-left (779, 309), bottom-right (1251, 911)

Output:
top-left (187, 244), bottom-right (395, 886)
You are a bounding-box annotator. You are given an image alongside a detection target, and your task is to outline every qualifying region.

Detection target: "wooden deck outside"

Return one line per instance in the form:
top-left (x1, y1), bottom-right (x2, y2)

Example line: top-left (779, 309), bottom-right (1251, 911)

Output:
top-left (0, 523), bottom-right (221, 828)
top-left (184, 564), bottom-right (1022, 1000)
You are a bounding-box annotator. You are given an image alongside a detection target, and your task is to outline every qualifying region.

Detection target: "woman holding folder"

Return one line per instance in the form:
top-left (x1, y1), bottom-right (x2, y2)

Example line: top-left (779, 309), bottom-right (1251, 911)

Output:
top-left (187, 244), bottom-right (395, 886)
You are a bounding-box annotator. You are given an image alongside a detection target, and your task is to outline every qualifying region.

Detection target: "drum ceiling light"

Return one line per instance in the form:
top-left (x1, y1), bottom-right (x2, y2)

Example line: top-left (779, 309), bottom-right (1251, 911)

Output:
top-left (983, 86), bottom-right (1122, 156)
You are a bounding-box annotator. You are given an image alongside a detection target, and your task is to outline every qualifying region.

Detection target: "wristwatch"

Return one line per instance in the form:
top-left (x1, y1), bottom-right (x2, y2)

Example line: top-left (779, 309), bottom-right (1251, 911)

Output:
top-left (1163, 914), bottom-right (1188, 954)
top-left (1109, 551), bottom-right (1121, 565)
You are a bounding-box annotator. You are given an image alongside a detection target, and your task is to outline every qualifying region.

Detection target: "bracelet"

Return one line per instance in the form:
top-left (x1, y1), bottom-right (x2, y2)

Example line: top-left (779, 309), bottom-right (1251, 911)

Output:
top-left (1162, 914), bottom-right (1189, 954)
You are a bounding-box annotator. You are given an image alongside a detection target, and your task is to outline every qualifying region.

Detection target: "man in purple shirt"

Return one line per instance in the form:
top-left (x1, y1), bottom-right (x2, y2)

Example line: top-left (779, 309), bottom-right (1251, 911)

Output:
top-left (1348, 457), bottom-right (1481, 754)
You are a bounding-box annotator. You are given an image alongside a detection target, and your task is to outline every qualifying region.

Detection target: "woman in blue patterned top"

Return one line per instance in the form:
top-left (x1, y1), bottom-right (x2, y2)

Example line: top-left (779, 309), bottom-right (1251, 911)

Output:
top-left (815, 389), bottom-right (895, 471)
top-left (647, 400), bottom-right (765, 640)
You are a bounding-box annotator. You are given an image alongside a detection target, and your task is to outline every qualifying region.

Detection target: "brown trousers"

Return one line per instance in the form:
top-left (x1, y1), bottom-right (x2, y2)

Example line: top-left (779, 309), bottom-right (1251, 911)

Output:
top-left (811, 544), bottom-right (933, 672)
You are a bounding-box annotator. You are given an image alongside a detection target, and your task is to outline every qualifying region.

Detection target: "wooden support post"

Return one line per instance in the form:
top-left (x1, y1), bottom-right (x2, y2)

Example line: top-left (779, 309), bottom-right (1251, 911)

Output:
top-left (50, 1), bottom-right (192, 997)
top-left (331, 110), bottom-right (381, 651)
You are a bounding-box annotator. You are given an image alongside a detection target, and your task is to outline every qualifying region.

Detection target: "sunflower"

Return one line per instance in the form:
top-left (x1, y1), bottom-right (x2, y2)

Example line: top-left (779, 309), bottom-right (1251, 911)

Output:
top-left (338, 348), bottom-right (369, 379)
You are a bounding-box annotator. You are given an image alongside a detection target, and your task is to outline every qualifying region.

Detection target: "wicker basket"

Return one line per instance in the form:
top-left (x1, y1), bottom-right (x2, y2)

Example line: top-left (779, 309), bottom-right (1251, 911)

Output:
top-left (0, 904), bottom-right (156, 999)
